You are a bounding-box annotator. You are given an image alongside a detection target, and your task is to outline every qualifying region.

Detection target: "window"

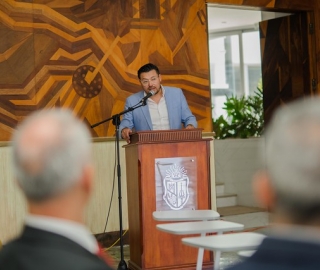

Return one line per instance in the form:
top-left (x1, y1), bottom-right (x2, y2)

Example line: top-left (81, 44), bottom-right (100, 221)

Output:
top-left (209, 30), bottom-right (261, 119)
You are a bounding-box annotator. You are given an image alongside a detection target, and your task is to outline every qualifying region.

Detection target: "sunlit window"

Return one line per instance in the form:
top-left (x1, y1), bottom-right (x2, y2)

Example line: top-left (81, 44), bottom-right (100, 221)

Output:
top-left (209, 31), bottom-right (261, 119)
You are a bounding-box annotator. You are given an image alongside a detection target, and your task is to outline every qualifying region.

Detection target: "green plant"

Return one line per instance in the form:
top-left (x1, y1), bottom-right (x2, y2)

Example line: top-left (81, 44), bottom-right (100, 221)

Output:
top-left (213, 86), bottom-right (264, 139)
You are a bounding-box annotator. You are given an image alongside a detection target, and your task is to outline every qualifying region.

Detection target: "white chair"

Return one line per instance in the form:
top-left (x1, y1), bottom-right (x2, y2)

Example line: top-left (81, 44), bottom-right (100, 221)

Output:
top-left (153, 209), bottom-right (220, 222)
top-left (156, 220), bottom-right (244, 270)
top-left (182, 232), bottom-right (266, 270)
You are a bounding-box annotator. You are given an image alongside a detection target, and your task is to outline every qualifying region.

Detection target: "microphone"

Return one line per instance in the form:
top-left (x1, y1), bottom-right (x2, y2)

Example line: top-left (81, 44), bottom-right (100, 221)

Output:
top-left (141, 90), bottom-right (155, 104)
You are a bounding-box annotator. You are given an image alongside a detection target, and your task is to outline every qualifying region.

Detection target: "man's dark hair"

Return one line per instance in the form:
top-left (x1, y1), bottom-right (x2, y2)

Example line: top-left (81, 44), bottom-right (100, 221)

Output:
top-left (137, 63), bottom-right (160, 79)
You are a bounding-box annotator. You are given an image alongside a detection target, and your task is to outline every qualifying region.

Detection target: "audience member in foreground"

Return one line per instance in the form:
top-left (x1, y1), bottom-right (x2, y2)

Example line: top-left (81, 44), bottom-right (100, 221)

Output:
top-left (227, 97), bottom-right (320, 270)
top-left (0, 109), bottom-right (114, 270)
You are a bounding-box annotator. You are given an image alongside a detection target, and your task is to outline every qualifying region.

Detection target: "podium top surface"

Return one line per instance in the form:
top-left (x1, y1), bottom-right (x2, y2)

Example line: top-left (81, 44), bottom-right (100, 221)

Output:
top-left (129, 128), bottom-right (210, 144)
top-left (153, 210), bottom-right (220, 221)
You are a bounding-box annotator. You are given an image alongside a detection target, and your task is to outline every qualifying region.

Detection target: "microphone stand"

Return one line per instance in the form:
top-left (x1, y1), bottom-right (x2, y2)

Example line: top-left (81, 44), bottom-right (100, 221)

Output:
top-left (91, 100), bottom-right (148, 270)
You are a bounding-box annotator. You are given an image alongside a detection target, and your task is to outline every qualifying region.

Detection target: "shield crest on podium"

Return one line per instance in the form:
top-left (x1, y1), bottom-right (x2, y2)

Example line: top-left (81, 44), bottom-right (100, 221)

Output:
top-left (155, 157), bottom-right (197, 211)
top-left (162, 164), bottom-right (190, 210)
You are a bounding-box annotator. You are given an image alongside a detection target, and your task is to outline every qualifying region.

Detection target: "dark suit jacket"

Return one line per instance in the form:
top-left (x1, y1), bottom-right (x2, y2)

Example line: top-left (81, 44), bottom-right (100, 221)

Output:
top-left (0, 226), bottom-right (114, 270)
top-left (227, 236), bottom-right (320, 270)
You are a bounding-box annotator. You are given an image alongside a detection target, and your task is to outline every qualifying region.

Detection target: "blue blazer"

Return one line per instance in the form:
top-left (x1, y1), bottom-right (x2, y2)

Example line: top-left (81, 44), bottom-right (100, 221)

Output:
top-left (119, 86), bottom-right (197, 133)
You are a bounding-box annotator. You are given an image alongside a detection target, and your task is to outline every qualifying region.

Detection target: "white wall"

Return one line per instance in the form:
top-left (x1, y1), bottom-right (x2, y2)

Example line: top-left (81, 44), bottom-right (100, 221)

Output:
top-left (0, 134), bottom-right (216, 244)
top-left (214, 137), bottom-right (265, 207)
top-left (0, 138), bottom-right (128, 244)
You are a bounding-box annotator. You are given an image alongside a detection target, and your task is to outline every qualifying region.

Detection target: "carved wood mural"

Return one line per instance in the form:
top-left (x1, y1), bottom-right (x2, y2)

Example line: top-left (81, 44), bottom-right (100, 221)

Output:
top-left (0, 0), bottom-right (211, 141)
top-left (1, 0), bottom-right (320, 141)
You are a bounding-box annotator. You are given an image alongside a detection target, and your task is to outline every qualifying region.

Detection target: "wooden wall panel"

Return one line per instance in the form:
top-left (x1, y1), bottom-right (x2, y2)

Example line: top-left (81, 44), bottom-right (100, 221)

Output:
top-left (0, 0), bottom-right (211, 141)
top-left (260, 13), bottom-right (314, 125)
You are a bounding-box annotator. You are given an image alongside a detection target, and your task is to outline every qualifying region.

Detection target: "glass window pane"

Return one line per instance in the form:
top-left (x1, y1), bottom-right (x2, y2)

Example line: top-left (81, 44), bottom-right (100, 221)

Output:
top-left (243, 32), bottom-right (261, 64)
top-left (242, 31), bottom-right (262, 95)
top-left (209, 34), bottom-right (241, 119)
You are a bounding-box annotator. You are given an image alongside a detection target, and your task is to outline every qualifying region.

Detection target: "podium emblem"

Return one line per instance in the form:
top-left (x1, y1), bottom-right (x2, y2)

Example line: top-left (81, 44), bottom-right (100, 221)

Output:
top-left (163, 164), bottom-right (190, 210)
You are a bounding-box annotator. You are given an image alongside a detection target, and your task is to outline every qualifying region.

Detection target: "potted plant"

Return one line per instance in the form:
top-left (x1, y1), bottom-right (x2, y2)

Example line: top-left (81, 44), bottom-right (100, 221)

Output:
top-left (213, 87), bottom-right (263, 139)
top-left (213, 86), bottom-right (265, 209)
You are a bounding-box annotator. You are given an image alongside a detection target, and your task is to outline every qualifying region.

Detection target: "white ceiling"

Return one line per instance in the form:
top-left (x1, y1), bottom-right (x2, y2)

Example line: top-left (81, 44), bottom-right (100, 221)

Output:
top-left (207, 7), bottom-right (261, 32)
top-left (207, 7), bottom-right (292, 33)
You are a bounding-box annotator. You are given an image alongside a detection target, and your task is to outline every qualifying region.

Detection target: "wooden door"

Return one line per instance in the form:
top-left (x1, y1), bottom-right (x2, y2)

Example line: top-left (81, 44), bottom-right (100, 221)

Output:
top-left (259, 12), bottom-right (317, 125)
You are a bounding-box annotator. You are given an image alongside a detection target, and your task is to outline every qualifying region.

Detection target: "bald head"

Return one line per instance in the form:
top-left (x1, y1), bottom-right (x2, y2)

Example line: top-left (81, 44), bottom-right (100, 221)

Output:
top-left (12, 109), bottom-right (92, 202)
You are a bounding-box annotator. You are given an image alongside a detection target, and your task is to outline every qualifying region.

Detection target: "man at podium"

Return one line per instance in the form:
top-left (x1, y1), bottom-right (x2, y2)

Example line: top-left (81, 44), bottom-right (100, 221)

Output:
top-left (119, 63), bottom-right (197, 143)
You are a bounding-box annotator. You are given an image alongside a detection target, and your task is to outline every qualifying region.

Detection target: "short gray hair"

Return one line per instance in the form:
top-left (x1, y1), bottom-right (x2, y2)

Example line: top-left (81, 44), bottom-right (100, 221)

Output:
top-left (265, 97), bottom-right (320, 223)
top-left (12, 109), bottom-right (92, 201)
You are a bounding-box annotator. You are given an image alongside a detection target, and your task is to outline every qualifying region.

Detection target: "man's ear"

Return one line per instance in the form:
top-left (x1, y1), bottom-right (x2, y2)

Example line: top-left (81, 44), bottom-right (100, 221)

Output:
top-left (252, 170), bottom-right (275, 211)
top-left (82, 164), bottom-right (94, 196)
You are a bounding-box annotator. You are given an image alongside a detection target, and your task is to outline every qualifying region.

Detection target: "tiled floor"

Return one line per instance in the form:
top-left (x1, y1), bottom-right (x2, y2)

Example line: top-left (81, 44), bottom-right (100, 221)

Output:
top-left (107, 245), bottom-right (243, 269)
top-left (106, 210), bottom-right (269, 269)
top-left (107, 226), bottom-right (270, 270)
top-left (106, 226), bottom-right (271, 269)
top-left (107, 245), bottom-right (130, 269)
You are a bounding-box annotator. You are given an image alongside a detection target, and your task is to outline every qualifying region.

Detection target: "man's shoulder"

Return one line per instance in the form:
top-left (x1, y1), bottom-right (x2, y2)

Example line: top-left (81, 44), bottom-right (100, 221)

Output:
top-left (125, 90), bottom-right (144, 105)
top-left (0, 236), bottom-right (113, 270)
top-left (163, 86), bottom-right (181, 91)
top-left (0, 239), bottom-right (27, 268)
top-left (127, 90), bottom-right (144, 99)
top-left (0, 234), bottom-right (26, 254)
top-left (163, 86), bottom-right (182, 96)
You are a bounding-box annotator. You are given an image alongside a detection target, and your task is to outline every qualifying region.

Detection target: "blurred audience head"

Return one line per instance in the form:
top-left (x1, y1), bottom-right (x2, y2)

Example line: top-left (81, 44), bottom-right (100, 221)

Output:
top-left (255, 97), bottom-right (320, 225)
top-left (12, 109), bottom-right (93, 204)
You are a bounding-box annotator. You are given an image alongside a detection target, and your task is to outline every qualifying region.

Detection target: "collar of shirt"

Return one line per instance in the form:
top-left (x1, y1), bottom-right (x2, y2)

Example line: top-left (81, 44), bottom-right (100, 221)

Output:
top-left (25, 214), bottom-right (99, 254)
top-left (160, 85), bottom-right (165, 96)
top-left (147, 86), bottom-right (169, 130)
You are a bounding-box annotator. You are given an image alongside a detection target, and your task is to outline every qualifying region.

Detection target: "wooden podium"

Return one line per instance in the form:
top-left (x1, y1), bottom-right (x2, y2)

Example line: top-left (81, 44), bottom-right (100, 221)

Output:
top-left (124, 129), bottom-right (213, 270)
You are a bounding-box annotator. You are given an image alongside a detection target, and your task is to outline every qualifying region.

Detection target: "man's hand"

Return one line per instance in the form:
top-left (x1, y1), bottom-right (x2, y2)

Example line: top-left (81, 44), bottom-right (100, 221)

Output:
top-left (121, 127), bottom-right (132, 144)
top-left (185, 124), bottom-right (195, 129)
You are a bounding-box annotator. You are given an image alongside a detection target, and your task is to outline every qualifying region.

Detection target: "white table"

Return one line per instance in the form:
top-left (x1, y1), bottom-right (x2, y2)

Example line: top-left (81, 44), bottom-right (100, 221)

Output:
top-left (182, 232), bottom-right (266, 269)
top-left (156, 220), bottom-right (243, 235)
top-left (156, 220), bottom-right (244, 270)
top-left (153, 210), bottom-right (220, 222)
top-left (238, 250), bottom-right (256, 258)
